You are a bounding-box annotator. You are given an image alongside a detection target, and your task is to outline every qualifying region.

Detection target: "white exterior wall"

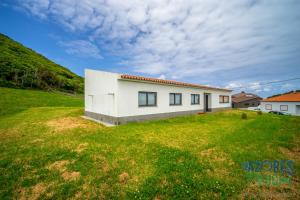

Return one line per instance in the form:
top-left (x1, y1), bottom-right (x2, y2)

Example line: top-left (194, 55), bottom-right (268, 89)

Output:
top-left (85, 69), bottom-right (232, 118)
top-left (117, 80), bottom-right (231, 117)
top-left (85, 69), bottom-right (119, 117)
top-left (260, 102), bottom-right (300, 116)
top-left (209, 91), bottom-right (232, 109)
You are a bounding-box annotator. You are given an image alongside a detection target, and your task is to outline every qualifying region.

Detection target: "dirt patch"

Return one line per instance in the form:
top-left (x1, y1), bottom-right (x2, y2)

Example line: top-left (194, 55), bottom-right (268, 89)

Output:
top-left (62, 171), bottom-right (81, 181)
top-left (279, 147), bottom-right (300, 161)
top-left (31, 183), bottom-right (48, 200)
top-left (239, 182), bottom-right (299, 199)
top-left (93, 154), bottom-right (110, 173)
top-left (119, 172), bottom-right (130, 184)
top-left (199, 148), bottom-right (233, 164)
top-left (46, 117), bottom-right (96, 132)
top-left (74, 143), bottom-right (89, 153)
top-left (48, 160), bottom-right (70, 172)
top-left (18, 183), bottom-right (49, 200)
top-left (31, 139), bottom-right (44, 144)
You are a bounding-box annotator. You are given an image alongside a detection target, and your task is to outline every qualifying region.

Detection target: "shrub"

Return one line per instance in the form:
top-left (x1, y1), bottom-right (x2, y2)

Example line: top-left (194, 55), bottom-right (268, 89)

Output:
top-left (257, 111), bottom-right (262, 115)
top-left (241, 113), bottom-right (247, 119)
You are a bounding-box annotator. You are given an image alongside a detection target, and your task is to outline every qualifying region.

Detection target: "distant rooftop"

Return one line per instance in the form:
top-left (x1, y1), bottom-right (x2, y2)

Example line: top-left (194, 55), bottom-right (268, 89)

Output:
top-left (232, 91), bottom-right (262, 103)
top-left (262, 91), bottom-right (300, 102)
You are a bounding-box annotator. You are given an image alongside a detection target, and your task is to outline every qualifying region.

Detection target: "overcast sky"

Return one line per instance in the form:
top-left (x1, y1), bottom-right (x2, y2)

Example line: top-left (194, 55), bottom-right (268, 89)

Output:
top-left (1, 0), bottom-right (300, 97)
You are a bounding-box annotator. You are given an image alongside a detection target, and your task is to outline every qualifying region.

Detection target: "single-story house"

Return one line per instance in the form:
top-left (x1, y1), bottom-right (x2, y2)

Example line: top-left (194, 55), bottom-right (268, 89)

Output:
top-left (232, 91), bottom-right (262, 108)
top-left (85, 69), bottom-right (232, 125)
top-left (260, 91), bottom-right (300, 116)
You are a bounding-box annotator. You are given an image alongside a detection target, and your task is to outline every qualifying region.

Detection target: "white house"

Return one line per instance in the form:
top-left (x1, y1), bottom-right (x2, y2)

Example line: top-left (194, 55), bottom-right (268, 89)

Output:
top-left (85, 69), bottom-right (232, 125)
top-left (260, 91), bottom-right (300, 116)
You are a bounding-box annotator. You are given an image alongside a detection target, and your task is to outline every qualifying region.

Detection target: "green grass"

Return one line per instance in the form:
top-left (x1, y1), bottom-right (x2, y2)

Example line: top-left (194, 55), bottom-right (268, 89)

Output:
top-left (0, 87), bottom-right (299, 199)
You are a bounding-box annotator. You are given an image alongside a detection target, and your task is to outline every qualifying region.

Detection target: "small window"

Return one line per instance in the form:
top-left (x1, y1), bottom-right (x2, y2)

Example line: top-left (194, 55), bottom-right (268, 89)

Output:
top-left (280, 105), bottom-right (288, 111)
top-left (138, 92), bottom-right (157, 107)
top-left (170, 93), bottom-right (182, 105)
top-left (191, 94), bottom-right (200, 105)
top-left (265, 104), bottom-right (272, 110)
top-left (219, 95), bottom-right (229, 103)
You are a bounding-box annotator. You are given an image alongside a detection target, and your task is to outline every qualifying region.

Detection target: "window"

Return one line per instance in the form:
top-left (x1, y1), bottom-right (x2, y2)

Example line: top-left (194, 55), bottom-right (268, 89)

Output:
top-left (170, 93), bottom-right (182, 105)
top-left (219, 95), bottom-right (229, 103)
top-left (265, 104), bottom-right (272, 110)
top-left (280, 105), bottom-right (288, 111)
top-left (138, 92), bottom-right (157, 107)
top-left (191, 94), bottom-right (200, 105)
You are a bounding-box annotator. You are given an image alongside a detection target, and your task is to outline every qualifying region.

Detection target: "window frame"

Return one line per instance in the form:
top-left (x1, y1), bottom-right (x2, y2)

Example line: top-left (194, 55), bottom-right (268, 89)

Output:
top-left (265, 104), bottom-right (272, 110)
top-left (280, 105), bottom-right (288, 111)
top-left (138, 91), bottom-right (157, 107)
top-left (219, 95), bottom-right (229, 103)
top-left (191, 94), bottom-right (200, 105)
top-left (169, 93), bottom-right (182, 106)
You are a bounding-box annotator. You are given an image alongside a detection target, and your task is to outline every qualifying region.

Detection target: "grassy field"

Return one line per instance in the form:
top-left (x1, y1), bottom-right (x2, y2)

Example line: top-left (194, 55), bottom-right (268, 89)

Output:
top-left (0, 87), bottom-right (299, 199)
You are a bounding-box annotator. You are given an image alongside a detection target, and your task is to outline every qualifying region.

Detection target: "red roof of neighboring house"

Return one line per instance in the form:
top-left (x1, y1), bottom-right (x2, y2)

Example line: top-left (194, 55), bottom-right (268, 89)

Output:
top-left (120, 74), bottom-right (232, 92)
top-left (232, 91), bottom-right (262, 103)
top-left (262, 92), bottom-right (300, 102)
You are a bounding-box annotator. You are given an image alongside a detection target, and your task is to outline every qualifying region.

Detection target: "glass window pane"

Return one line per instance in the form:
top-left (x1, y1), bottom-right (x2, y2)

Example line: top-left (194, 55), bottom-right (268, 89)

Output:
top-left (139, 92), bottom-right (147, 106)
top-left (195, 95), bottom-right (199, 104)
top-left (219, 96), bottom-right (223, 103)
top-left (191, 94), bottom-right (194, 104)
top-left (175, 94), bottom-right (181, 104)
top-left (170, 94), bottom-right (175, 105)
top-left (148, 93), bottom-right (156, 105)
top-left (224, 96), bottom-right (229, 103)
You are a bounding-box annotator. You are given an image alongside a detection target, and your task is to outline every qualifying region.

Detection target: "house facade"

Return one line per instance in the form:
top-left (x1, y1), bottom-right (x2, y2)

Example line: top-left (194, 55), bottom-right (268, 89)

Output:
top-left (232, 91), bottom-right (262, 108)
top-left (85, 69), bottom-right (232, 125)
top-left (260, 91), bottom-right (300, 116)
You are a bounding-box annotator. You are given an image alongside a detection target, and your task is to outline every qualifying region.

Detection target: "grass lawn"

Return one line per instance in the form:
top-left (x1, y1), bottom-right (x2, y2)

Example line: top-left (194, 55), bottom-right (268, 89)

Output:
top-left (0, 87), bottom-right (299, 199)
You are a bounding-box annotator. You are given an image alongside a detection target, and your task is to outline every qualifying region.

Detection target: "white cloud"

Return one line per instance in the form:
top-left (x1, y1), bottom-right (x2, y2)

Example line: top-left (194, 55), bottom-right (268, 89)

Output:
top-left (158, 74), bottom-right (166, 79)
top-left (59, 40), bottom-right (102, 59)
top-left (17, 0), bottom-right (300, 80)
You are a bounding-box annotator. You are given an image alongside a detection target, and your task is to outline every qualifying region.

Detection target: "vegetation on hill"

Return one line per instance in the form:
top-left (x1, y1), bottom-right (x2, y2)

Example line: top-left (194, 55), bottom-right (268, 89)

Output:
top-left (0, 33), bottom-right (83, 93)
top-left (0, 88), bottom-right (299, 199)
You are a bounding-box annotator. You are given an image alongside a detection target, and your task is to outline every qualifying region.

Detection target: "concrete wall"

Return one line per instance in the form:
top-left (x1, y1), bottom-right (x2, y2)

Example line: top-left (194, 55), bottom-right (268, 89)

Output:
top-left (260, 102), bottom-right (300, 116)
top-left (117, 80), bottom-right (231, 117)
top-left (210, 91), bottom-right (232, 109)
top-left (85, 69), bottom-right (119, 117)
top-left (85, 69), bottom-right (232, 123)
top-left (117, 80), bottom-right (205, 117)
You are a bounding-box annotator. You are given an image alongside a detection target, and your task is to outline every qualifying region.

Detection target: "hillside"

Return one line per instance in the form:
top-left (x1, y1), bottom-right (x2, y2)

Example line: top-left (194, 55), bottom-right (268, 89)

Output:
top-left (0, 33), bottom-right (83, 93)
top-left (0, 87), bottom-right (83, 116)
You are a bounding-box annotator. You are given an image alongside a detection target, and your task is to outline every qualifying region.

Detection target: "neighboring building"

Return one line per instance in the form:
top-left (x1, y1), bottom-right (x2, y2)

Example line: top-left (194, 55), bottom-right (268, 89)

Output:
top-left (85, 69), bottom-right (232, 125)
top-left (232, 91), bottom-right (262, 108)
top-left (260, 91), bottom-right (300, 116)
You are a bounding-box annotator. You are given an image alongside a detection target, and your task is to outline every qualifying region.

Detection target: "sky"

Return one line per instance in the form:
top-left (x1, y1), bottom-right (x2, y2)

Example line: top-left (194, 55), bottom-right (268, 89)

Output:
top-left (0, 0), bottom-right (300, 97)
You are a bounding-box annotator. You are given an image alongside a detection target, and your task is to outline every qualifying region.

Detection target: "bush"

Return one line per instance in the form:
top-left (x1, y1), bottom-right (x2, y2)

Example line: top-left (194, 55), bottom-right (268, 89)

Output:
top-left (257, 111), bottom-right (262, 115)
top-left (241, 113), bottom-right (247, 119)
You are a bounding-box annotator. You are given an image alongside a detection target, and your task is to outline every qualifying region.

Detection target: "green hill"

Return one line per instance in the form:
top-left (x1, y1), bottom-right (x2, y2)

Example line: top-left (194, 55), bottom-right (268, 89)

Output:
top-left (0, 33), bottom-right (83, 93)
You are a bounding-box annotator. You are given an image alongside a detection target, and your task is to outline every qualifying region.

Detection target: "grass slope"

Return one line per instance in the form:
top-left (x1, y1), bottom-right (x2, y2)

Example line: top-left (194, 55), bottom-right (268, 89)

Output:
top-left (0, 88), bottom-right (299, 199)
top-left (0, 33), bottom-right (83, 93)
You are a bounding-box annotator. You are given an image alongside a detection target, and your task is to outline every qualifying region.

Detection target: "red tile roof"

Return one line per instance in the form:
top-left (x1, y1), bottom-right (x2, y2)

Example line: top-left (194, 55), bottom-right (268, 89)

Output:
top-left (120, 74), bottom-right (232, 92)
top-left (232, 92), bottom-right (262, 103)
top-left (262, 92), bottom-right (300, 102)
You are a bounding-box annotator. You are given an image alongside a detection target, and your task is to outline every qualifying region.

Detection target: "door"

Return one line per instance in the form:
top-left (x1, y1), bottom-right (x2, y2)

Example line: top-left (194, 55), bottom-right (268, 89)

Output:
top-left (204, 93), bottom-right (211, 112)
top-left (296, 105), bottom-right (300, 116)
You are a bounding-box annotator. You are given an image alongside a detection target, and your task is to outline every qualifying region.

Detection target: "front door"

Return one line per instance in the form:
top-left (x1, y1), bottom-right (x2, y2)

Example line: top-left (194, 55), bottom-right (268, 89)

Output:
top-left (204, 93), bottom-right (211, 112)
